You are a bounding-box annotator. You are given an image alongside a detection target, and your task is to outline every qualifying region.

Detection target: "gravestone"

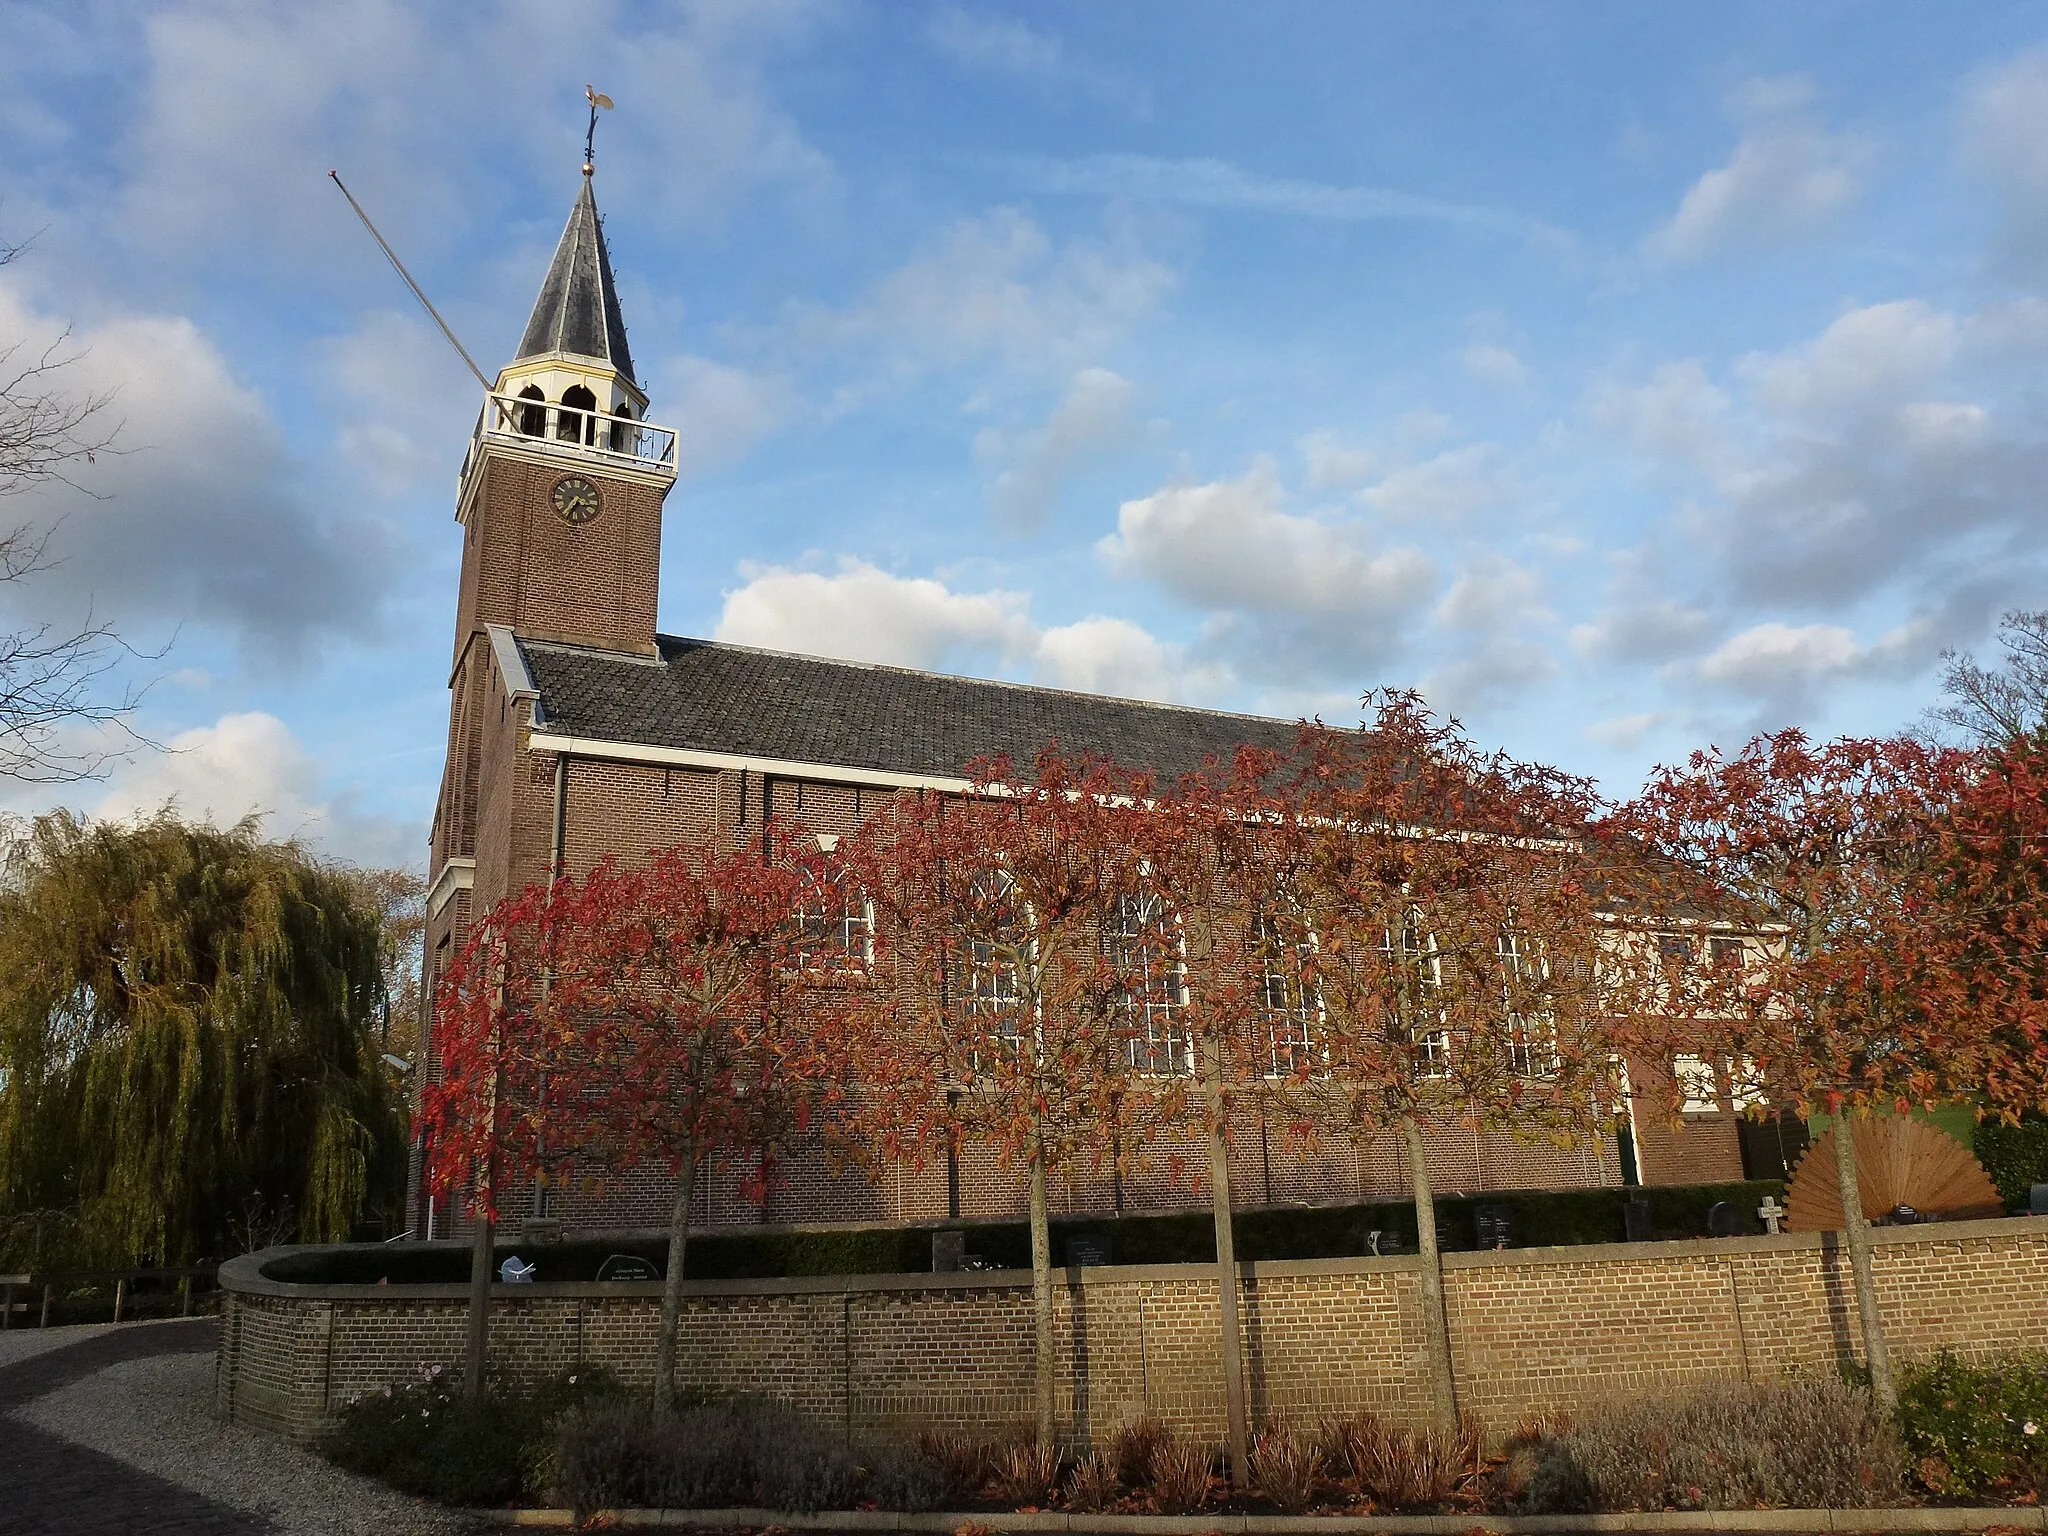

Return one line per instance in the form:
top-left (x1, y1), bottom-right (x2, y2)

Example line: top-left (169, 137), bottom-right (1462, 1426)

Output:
top-left (2030, 1184), bottom-right (2048, 1216)
top-left (1474, 1203), bottom-right (1514, 1250)
top-left (595, 1253), bottom-right (660, 1283)
top-left (1624, 1196), bottom-right (1653, 1242)
top-left (1364, 1229), bottom-right (1405, 1256)
top-left (1065, 1234), bottom-right (1112, 1268)
top-left (499, 1255), bottom-right (537, 1283)
top-left (931, 1231), bottom-right (967, 1273)
top-left (1706, 1200), bottom-right (1746, 1238)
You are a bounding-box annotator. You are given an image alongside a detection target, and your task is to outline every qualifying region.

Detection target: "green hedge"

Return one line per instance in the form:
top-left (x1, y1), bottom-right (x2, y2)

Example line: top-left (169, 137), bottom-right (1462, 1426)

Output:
top-left (263, 1179), bottom-right (1788, 1287)
top-left (1974, 1115), bottom-right (2048, 1209)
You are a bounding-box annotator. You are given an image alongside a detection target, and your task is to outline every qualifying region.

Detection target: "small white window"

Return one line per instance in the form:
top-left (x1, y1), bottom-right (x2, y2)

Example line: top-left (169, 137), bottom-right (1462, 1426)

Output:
top-left (1673, 1053), bottom-right (1720, 1113)
top-left (1109, 893), bottom-right (1191, 1076)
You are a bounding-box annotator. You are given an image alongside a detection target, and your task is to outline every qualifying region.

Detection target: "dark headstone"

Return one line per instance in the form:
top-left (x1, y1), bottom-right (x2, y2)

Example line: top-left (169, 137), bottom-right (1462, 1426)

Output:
top-left (1474, 1203), bottom-right (1515, 1250)
top-left (2030, 1184), bottom-right (2048, 1216)
top-left (1706, 1200), bottom-right (1745, 1238)
top-left (1624, 1196), bottom-right (1653, 1242)
top-left (932, 1231), bottom-right (967, 1272)
top-left (595, 1253), bottom-right (660, 1283)
top-left (1066, 1234), bottom-right (1112, 1268)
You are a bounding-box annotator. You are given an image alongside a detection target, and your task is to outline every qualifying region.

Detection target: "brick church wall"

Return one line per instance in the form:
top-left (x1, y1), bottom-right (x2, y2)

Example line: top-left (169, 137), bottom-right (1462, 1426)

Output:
top-left (218, 1214), bottom-right (2048, 1447)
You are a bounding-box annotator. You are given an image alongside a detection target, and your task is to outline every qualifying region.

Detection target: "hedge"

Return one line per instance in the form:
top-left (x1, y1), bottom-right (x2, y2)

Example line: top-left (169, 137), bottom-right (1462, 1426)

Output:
top-left (263, 1179), bottom-right (1788, 1287)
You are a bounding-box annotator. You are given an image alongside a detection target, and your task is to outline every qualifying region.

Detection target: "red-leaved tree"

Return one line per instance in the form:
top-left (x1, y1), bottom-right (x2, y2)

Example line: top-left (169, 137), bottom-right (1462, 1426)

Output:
top-left (841, 751), bottom-right (1161, 1451)
top-left (425, 834), bottom-right (834, 1403)
top-left (1601, 730), bottom-right (1992, 1408)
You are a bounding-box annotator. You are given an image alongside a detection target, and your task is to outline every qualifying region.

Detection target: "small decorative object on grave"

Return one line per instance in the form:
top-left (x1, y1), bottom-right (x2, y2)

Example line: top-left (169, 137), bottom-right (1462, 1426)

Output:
top-left (1474, 1203), bottom-right (1514, 1250)
top-left (499, 1255), bottom-right (537, 1283)
top-left (1623, 1195), bottom-right (1653, 1242)
top-left (931, 1231), bottom-right (967, 1273)
top-left (595, 1253), bottom-right (660, 1283)
top-left (1757, 1195), bottom-right (1786, 1234)
top-left (1065, 1234), bottom-right (1112, 1267)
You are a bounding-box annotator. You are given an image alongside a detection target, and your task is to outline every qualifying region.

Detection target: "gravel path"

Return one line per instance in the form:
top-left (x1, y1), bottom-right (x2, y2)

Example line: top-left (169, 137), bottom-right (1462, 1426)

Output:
top-left (18, 1350), bottom-right (480, 1535)
top-left (0, 1321), bottom-right (120, 1370)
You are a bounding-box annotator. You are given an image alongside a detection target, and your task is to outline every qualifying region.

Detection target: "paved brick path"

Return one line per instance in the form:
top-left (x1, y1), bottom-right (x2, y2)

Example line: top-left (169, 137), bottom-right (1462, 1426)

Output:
top-left (0, 1319), bottom-right (270, 1535)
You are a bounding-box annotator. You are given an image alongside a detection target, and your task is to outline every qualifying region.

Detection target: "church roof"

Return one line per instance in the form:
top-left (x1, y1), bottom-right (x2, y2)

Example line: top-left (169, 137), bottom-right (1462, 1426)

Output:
top-left (514, 176), bottom-right (636, 383)
top-left (517, 634), bottom-right (1319, 783)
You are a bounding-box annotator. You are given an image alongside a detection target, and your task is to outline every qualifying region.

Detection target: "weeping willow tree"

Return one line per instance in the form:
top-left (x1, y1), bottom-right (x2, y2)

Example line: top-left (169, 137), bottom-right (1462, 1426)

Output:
top-left (0, 810), bottom-right (407, 1264)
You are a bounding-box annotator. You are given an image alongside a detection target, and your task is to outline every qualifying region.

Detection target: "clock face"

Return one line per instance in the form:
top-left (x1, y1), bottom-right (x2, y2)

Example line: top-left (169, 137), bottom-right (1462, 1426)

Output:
top-left (551, 475), bottom-right (602, 525)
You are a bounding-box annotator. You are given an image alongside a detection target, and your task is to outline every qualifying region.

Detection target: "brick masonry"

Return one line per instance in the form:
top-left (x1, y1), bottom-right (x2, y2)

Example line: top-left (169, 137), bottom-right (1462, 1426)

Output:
top-left (217, 1214), bottom-right (2048, 1446)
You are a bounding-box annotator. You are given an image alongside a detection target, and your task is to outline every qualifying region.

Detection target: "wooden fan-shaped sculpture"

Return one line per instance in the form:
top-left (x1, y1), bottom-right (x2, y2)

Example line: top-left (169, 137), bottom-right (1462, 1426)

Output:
top-left (1786, 1116), bottom-right (2004, 1231)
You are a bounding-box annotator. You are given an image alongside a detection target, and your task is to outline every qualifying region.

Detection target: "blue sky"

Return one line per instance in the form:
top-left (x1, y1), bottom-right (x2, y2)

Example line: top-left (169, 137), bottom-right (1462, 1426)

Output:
top-left (3, 1), bottom-right (2047, 868)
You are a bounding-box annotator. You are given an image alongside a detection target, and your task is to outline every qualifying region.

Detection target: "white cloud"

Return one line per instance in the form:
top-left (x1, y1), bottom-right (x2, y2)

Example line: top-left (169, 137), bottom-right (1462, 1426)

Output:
top-left (656, 355), bottom-right (791, 476)
top-left (90, 711), bottom-right (417, 867)
top-left (1357, 443), bottom-right (1516, 526)
top-left (1461, 343), bottom-right (1528, 387)
top-left (925, 6), bottom-right (1139, 110)
top-left (1647, 76), bottom-right (1870, 262)
top-left (1010, 154), bottom-right (1573, 252)
top-left (715, 557), bottom-right (1036, 671)
top-left (1034, 615), bottom-right (1227, 703)
top-left (1298, 431), bottom-right (1381, 492)
top-left (0, 280), bottom-right (389, 653)
top-left (781, 208), bottom-right (1174, 396)
top-left (1963, 46), bottom-right (2048, 277)
top-left (713, 558), bottom-right (1222, 704)
top-left (980, 367), bottom-right (1140, 529)
top-left (1100, 459), bottom-right (1433, 621)
top-left (1423, 556), bottom-right (1557, 715)
top-left (1585, 712), bottom-right (1663, 752)
top-left (324, 308), bottom-right (481, 495)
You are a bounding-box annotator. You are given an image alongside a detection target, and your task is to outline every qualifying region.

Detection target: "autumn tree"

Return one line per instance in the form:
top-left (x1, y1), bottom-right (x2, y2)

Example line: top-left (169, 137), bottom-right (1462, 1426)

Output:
top-left (425, 837), bottom-right (830, 1403)
top-left (842, 752), bottom-right (1160, 1451)
top-left (0, 811), bottom-right (403, 1267)
top-left (1138, 745), bottom-right (1306, 1484)
top-left (1289, 695), bottom-right (1616, 1435)
top-left (1602, 730), bottom-right (1995, 1409)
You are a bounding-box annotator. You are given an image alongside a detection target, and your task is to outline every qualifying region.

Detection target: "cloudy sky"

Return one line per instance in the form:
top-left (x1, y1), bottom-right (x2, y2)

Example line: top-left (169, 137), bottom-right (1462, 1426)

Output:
top-left (3, 1), bottom-right (2047, 867)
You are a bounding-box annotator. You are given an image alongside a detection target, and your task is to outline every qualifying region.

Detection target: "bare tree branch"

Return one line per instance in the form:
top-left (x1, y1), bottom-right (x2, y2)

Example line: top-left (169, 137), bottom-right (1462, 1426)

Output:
top-left (0, 221), bottom-right (153, 783)
top-left (1931, 610), bottom-right (2048, 747)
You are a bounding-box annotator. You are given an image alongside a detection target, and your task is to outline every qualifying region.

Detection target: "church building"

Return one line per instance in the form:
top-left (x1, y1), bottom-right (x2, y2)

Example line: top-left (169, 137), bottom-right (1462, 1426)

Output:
top-left (412, 167), bottom-right (1750, 1241)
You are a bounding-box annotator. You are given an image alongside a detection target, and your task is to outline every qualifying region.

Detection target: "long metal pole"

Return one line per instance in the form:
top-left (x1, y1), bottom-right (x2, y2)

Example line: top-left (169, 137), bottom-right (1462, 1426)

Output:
top-left (327, 171), bottom-right (493, 392)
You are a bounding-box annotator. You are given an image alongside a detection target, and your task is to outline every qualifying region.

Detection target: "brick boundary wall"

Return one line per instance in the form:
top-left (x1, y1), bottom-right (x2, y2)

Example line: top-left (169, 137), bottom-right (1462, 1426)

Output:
top-left (216, 1216), bottom-right (2048, 1446)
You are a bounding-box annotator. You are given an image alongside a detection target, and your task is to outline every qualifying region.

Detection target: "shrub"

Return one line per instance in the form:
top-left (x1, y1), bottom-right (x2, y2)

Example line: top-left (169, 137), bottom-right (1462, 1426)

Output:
top-left (1505, 1377), bottom-right (1902, 1513)
top-left (551, 1396), bottom-right (863, 1515)
top-left (326, 1364), bottom-right (621, 1506)
top-left (856, 1438), bottom-right (961, 1512)
top-left (1111, 1413), bottom-right (1169, 1486)
top-left (991, 1441), bottom-right (1062, 1505)
top-left (1898, 1351), bottom-right (2048, 1498)
top-left (1147, 1438), bottom-right (1214, 1513)
top-left (1250, 1425), bottom-right (1323, 1511)
top-left (1328, 1413), bottom-right (1472, 1509)
top-left (915, 1429), bottom-right (1001, 1495)
top-left (1973, 1115), bottom-right (2048, 1209)
top-left (1065, 1451), bottom-right (1119, 1512)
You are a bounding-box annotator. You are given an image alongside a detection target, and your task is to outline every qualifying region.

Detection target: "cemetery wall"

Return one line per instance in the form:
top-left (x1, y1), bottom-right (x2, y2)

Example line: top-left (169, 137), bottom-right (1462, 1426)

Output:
top-left (216, 1215), bottom-right (2048, 1446)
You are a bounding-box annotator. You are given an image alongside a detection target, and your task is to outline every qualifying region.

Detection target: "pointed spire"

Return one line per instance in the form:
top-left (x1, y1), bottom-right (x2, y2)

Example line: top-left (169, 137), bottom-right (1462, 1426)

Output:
top-left (514, 174), bottom-right (636, 385)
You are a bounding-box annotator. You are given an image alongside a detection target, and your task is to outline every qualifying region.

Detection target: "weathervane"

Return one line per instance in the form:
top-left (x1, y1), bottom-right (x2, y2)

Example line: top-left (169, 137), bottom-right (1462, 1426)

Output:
top-left (583, 83), bottom-right (614, 175)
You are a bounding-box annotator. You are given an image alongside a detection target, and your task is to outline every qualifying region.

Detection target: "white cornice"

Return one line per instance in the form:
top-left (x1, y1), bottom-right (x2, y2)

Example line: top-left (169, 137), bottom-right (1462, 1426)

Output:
top-left (427, 857), bottom-right (476, 919)
top-left (487, 625), bottom-right (537, 701)
top-left (525, 732), bottom-right (974, 794)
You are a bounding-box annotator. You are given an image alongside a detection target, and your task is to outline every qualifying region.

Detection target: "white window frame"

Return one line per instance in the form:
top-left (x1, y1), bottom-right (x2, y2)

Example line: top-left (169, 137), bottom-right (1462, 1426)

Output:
top-left (1109, 891), bottom-right (1192, 1077)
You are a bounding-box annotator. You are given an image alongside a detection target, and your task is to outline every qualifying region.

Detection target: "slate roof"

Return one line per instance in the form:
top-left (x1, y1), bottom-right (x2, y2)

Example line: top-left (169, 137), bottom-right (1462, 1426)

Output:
top-left (519, 634), bottom-right (1323, 782)
top-left (515, 175), bottom-right (636, 384)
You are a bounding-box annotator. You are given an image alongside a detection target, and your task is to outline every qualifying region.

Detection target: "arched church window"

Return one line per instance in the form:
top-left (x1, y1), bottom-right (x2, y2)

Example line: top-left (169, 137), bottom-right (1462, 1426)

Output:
top-left (515, 385), bottom-right (545, 437)
top-left (609, 400), bottom-right (633, 453)
top-left (558, 384), bottom-right (597, 445)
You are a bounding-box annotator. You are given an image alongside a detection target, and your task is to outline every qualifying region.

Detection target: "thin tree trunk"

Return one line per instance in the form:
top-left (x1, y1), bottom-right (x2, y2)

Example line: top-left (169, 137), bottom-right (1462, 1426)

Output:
top-left (1028, 1136), bottom-right (1056, 1451)
top-left (1402, 1115), bottom-right (1460, 1435)
top-left (1207, 1091), bottom-right (1251, 1487)
top-left (1833, 1109), bottom-right (1895, 1407)
top-left (654, 1142), bottom-right (698, 1406)
top-left (464, 1212), bottom-right (492, 1402)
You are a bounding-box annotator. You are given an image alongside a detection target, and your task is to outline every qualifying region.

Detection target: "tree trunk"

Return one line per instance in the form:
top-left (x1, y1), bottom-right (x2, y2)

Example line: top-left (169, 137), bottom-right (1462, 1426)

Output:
top-left (1833, 1109), bottom-right (1895, 1408)
top-left (654, 1143), bottom-right (698, 1406)
top-left (1028, 1136), bottom-right (1057, 1451)
top-left (464, 1212), bottom-right (492, 1402)
top-left (1403, 1115), bottom-right (1460, 1435)
top-left (1207, 1093), bottom-right (1251, 1487)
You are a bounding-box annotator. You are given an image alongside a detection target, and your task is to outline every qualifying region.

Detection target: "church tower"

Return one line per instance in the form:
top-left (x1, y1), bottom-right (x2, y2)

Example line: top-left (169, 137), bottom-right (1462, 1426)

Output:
top-left (429, 164), bottom-right (679, 909)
